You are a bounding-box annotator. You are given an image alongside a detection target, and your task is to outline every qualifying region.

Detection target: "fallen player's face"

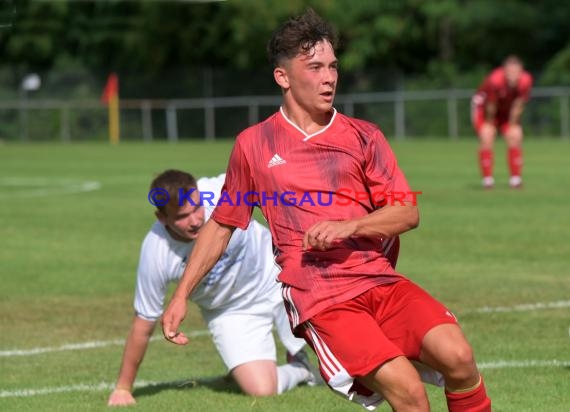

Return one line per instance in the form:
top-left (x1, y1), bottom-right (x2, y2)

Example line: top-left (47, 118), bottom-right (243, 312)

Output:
top-left (163, 190), bottom-right (205, 242)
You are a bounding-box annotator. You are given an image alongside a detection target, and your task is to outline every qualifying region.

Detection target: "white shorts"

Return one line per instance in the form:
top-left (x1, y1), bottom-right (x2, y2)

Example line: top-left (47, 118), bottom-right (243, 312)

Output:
top-left (206, 288), bottom-right (305, 371)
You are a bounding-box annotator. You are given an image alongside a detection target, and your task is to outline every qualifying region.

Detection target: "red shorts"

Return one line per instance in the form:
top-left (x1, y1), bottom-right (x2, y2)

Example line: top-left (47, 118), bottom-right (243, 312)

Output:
top-left (298, 279), bottom-right (457, 384)
top-left (471, 95), bottom-right (510, 135)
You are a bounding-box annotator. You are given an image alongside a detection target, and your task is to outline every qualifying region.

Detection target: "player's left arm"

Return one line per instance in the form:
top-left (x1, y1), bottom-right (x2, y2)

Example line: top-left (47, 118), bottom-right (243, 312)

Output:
top-left (509, 97), bottom-right (526, 125)
top-left (303, 128), bottom-right (418, 251)
top-left (510, 73), bottom-right (533, 125)
top-left (303, 203), bottom-right (417, 251)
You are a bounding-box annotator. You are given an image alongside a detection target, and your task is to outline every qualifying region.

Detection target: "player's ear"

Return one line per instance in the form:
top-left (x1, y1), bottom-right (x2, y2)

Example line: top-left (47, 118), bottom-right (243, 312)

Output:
top-left (274, 66), bottom-right (290, 89)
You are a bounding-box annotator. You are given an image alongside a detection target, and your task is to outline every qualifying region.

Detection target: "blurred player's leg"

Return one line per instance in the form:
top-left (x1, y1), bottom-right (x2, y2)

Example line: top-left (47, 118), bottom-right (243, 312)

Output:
top-left (472, 97), bottom-right (495, 189)
top-left (478, 122), bottom-right (496, 189)
top-left (504, 124), bottom-right (524, 188)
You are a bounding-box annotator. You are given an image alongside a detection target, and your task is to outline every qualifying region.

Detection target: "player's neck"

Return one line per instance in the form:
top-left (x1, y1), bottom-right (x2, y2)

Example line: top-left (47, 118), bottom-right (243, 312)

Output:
top-left (281, 103), bottom-right (333, 135)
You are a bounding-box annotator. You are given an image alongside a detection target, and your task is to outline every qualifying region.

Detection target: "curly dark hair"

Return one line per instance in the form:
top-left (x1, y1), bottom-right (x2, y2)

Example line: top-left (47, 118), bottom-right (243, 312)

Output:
top-left (267, 8), bottom-right (338, 68)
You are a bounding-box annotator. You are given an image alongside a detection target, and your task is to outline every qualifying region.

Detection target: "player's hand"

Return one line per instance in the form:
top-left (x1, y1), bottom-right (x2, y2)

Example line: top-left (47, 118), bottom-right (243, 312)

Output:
top-left (303, 220), bottom-right (357, 251)
top-left (161, 295), bottom-right (190, 345)
top-left (107, 388), bottom-right (136, 406)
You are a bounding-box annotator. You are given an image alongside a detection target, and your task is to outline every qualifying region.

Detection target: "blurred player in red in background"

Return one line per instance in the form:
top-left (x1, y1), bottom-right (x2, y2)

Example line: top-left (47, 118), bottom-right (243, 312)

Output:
top-left (472, 55), bottom-right (533, 189)
top-left (163, 9), bottom-right (491, 412)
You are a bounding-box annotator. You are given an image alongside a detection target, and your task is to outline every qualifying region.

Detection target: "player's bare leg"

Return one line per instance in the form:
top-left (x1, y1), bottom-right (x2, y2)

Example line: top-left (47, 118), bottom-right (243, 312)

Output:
top-left (504, 124), bottom-right (524, 188)
top-left (420, 324), bottom-right (491, 412)
top-left (231, 358), bottom-right (312, 396)
top-left (478, 122), bottom-right (496, 189)
top-left (358, 356), bottom-right (430, 411)
top-left (231, 360), bottom-right (278, 396)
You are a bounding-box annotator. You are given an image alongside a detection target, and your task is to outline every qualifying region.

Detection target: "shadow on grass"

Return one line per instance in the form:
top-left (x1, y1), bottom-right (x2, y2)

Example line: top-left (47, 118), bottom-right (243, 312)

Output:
top-left (133, 374), bottom-right (242, 399)
top-left (464, 180), bottom-right (533, 192)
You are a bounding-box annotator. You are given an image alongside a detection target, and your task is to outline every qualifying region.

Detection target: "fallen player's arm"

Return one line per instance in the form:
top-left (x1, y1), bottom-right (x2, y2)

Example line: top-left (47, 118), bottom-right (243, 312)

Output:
top-left (108, 316), bottom-right (155, 406)
top-left (162, 219), bottom-right (234, 344)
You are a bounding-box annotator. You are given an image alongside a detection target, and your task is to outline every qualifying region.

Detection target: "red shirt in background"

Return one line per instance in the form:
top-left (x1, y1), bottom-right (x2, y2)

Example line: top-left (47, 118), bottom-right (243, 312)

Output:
top-left (472, 67), bottom-right (533, 132)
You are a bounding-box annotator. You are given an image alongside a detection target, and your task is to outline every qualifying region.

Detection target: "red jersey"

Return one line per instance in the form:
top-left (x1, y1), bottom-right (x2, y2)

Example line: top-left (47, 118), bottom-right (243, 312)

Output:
top-left (475, 67), bottom-right (533, 120)
top-left (212, 108), bottom-right (415, 327)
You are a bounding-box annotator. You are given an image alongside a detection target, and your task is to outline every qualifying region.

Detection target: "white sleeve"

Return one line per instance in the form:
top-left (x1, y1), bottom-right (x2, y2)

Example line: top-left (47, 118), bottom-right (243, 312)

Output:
top-left (133, 236), bottom-right (168, 322)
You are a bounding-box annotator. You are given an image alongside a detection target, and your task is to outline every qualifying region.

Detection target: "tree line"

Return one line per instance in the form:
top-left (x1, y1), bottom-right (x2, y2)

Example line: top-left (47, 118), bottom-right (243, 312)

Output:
top-left (0, 0), bottom-right (569, 98)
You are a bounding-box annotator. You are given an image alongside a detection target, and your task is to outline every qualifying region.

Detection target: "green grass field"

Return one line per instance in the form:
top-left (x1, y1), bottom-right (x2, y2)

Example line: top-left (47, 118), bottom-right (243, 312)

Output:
top-left (1, 138), bottom-right (569, 411)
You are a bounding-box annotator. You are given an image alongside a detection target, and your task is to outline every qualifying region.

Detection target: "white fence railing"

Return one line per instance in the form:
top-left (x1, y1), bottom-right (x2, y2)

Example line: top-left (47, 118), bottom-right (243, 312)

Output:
top-left (1, 87), bottom-right (568, 142)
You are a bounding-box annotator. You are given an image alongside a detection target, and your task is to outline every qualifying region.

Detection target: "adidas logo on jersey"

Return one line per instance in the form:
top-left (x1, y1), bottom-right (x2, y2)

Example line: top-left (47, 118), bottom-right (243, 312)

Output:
top-left (267, 153), bottom-right (286, 168)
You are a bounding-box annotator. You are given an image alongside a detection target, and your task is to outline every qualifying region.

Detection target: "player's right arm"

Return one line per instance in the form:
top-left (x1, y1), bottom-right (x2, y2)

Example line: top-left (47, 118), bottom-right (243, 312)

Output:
top-left (107, 316), bottom-right (155, 406)
top-left (162, 219), bottom-right (234, 345)
top-left (484, 101), bottom-right (497, 123)
top-left (109, 227), bottom-right (169, 404)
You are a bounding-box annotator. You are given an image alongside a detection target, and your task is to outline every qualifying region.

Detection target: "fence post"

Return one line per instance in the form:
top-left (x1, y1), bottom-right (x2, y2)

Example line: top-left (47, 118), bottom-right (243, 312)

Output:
top-left (344, 98), bottom-right (354, 117)
top-left (60, 105), bottom-right (70, 143)
top-left (395, 92), bottom-right (405, 139)
top-left (141, 100), bottom-right (153, 142)
top-left (561, 95), bottom-right (569, 139)
top-left (447, 90), bottom-right (458, 139)
top-left (19, 91), bottom-right (29, 142)
top-left (166, 104), bottom-right (178, 143)
top-left (248, 103), bottom-right (259, 126)
top-left (205, 99), bottom-right (215, 141)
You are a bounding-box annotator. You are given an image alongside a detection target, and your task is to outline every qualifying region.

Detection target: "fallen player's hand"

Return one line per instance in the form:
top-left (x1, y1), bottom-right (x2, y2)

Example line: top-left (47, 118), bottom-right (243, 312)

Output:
top-left (161, 295), bottom-right (190, 345)
top-left (107, 388), bottom-right (136, 406)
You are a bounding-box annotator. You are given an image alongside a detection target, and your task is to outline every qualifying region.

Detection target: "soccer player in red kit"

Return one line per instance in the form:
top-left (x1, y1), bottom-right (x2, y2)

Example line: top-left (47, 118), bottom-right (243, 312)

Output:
top-left (472, 56), bottom-right (533, 188)
top-left (162, 9), bottom-right (491, 412)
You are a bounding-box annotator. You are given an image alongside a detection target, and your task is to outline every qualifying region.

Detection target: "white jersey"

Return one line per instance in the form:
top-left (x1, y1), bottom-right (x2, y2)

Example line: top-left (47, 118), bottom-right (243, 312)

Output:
top-left (134, 174), bottom-right (280, 322)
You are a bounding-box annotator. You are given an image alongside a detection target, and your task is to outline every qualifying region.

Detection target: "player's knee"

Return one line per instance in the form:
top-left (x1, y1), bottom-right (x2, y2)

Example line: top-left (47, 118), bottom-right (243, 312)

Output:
top-left (391, 379), bottom-right (429, 410)
top-left (443, 343), bottom-right (477, 382)
top-left (478, 133), bottom-right (494, 149)
top-left (363, 362), bottom-right (428, 410)
top-left (506, 126), bottom-right (523, 146)
top-left (405, 379), bottom-right (429, 404)
top-left (232, 361), bottom-right (278, 397)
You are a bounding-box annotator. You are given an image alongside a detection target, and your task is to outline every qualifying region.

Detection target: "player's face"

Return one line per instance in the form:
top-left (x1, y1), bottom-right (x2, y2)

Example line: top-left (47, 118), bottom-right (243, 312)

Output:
top-left (284, 40), bottom-right (338, 114)
top-left (158, 189), bottom-right (205, 242)
top-left (504, 62), bottom-right (523, 88)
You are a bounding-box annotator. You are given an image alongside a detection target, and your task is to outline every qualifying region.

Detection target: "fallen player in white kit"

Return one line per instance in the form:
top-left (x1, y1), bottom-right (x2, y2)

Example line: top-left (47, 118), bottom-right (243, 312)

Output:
top-left (108, 170), bottom-right (319, 406)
